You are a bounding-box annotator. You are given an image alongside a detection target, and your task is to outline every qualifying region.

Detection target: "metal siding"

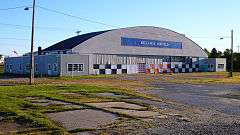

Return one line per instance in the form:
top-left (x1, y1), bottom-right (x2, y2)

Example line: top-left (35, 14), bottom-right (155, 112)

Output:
top-left (91, 54), bottom-right (166, 65)
top-left (4, 55), bottom-right (60, 76)
top-left (72, 26), bottom-right (208, 58)
top-left (60, 54), bottom-right (89, 76)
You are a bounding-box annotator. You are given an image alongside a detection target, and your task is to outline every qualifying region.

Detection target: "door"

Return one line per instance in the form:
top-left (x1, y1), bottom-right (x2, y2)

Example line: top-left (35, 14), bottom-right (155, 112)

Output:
top-left (47, 64), bottom-right (52, 76)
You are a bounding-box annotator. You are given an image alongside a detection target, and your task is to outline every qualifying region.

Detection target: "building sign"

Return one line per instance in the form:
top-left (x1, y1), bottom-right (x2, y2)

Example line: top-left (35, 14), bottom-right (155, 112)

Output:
top-left (121, 37), bottom-right (182, 49)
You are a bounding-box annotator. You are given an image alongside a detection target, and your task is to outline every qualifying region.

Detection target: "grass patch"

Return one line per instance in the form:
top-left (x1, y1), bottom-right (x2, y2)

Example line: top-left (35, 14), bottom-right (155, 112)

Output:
top-left (53, 74), bottom-right (114, 80)
top-left (0, 83), bottom-right (154, 134)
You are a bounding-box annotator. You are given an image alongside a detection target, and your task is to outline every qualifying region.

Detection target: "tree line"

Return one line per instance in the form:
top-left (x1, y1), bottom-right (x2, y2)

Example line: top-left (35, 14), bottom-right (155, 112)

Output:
top-left (204, 48), bottom-right (240, 72)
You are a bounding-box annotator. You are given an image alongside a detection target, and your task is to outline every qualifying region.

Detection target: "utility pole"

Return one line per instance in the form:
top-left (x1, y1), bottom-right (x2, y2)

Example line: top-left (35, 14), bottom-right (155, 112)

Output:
top-left (29, 0), bottom-right (36, 85)
top-left (229, 30), bottom-right (233, 77)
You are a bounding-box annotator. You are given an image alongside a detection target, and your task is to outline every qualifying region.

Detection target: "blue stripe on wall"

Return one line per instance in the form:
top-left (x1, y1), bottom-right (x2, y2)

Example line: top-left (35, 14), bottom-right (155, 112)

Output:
top-left (121, 37), bottom-right (182, 49)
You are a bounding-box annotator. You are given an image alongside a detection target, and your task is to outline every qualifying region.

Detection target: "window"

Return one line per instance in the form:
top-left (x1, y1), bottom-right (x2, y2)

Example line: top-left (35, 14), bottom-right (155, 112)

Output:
top-left (26, 64), bottom-right (30, 70)
top-left (9, 65), bottom-right (13, 73)
top-left (73, 64), bottom-right (78, 71)
top-left (53, 64), bottom-right (57, 71)
top-left (218, 64), bottom-right (224, 69)
top-left (67, 64), bottom-right (73, 71)
top-left (35, 64), bottom-right (38, 71)
top-left (78, 64), bottom-right (83, 71)
top-left (9, 65), bottom-right (12, 70)
top-left (19, 64), bottom-right (22, 70)
top-left (48, 64), bottom-right (52, 70)
top-left (67, 64), bottom-right (84, 72)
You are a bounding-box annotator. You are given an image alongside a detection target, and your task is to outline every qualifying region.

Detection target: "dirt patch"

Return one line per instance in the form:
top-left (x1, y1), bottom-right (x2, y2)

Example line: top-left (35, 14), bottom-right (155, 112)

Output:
top-left (0, 122), bottom-right (29, 134)
top-left (87, 102), bottom-right (146, 110)
top-left (47, 109), bottom-right (118, 131)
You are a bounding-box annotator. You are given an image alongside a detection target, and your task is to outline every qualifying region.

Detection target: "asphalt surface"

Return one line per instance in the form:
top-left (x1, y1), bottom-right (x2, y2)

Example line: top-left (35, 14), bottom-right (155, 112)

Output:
top-left (114, 83), bottom-right (240, 135)
top-left (147, 83), bottom-right (240, 116)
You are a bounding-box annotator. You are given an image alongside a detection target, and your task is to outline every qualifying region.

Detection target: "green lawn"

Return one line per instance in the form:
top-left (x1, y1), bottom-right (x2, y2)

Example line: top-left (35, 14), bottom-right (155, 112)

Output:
top-left (0, 83), bottom-right (151, 134)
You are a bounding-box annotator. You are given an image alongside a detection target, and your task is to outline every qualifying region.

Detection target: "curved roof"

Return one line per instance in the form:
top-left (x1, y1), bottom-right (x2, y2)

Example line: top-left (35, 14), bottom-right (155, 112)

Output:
top-left (43, 30), bottom-right (110, 51)
top-left (43, 26), bottom-right (207, 58)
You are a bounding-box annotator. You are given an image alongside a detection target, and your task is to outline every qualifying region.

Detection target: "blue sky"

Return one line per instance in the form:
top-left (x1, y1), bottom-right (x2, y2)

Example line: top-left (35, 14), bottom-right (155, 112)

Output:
top-left (0, 0), bottom-right (240, 56)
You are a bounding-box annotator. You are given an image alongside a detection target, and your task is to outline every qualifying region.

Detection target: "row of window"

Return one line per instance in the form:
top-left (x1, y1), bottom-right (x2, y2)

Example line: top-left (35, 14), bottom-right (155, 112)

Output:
top-left (48, 64), bottom-right (58, 71)
top-left (6, 63), bottom-right (84, 72)
top-left (6, 63), bottom-right (58, 72)
top-left (207, 64), bottom-right (225, 69)
top-left (67, 64), bottom-right (84, 72)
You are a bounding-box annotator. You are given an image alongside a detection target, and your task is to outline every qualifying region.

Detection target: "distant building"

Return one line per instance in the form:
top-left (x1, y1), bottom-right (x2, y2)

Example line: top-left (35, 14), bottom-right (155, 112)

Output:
top-left (0, 56), bottom-right (4, 64)
top-left (4, 26), bottom-right (226, 76)
top-left (199, 58), bottom-right (227, 72)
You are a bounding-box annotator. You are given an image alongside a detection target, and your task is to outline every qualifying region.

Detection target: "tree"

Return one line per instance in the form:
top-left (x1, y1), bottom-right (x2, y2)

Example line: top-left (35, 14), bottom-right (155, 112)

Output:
top-left (223, 49), bottom-right (231, 57)
top-left (223, 49), bottom-right (232, 71)
top-left (217, 51), bottom-right (223, 58)
top-left (233, 53), bottom-right (240, 72)
top-left (209, 48), bottom-right (218, 58)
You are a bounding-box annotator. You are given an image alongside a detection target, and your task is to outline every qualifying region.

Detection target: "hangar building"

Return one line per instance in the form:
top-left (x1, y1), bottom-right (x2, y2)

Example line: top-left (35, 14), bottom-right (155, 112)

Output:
top-left (4, 26), bottom-right (226, 76)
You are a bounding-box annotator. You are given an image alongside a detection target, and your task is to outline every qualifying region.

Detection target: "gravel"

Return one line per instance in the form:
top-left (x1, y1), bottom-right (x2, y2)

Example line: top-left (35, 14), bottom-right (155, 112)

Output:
top-left (145, 83), bottom-right (240, 116)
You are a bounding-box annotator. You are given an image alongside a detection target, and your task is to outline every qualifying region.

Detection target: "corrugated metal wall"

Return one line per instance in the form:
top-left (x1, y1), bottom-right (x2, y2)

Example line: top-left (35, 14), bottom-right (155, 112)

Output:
top-left (93, 54), bottom-right (164, 65)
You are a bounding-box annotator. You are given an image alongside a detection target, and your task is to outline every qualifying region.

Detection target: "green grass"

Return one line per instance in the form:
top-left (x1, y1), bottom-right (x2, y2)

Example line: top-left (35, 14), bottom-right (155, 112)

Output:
top-left (0, 83), bottom-right (152, 134)
top-left (53, 74), bottom-right (114, 80)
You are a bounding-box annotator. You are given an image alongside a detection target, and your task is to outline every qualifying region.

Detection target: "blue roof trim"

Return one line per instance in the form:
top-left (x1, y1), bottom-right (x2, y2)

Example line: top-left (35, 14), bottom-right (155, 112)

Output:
top-left (43, 30), bottom-right (110, 51)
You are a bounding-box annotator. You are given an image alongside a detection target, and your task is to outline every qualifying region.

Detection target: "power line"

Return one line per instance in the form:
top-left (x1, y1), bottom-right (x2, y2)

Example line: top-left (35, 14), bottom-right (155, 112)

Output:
top-left (0, 5), bottom-right (30, 11)
top-left (37, 6), bottom-right (119, 29)
top-left (0, 37), bottom-right (57, 42)
top-left (37, 6), bottom-right (226, 40)
top-left (0, 37), bottom-right (28, 40)
top-left (0, 5), bottom-right (226, 42)
top-left (37, 6), bottom-right (177, 37)
top-left (0, 22), bottom-right (77, 31)
top-left (0, 5), bottom-right (224, 40)
top-left (37, 6), bottom-right (167, 36)
top-left (189, 36), bottom-right (221, 39)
